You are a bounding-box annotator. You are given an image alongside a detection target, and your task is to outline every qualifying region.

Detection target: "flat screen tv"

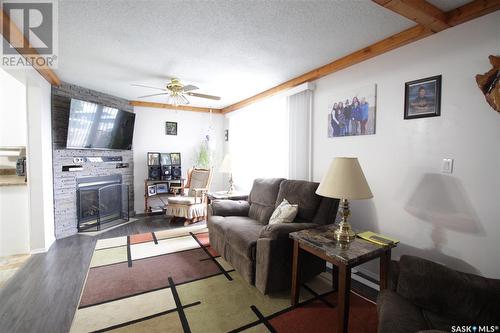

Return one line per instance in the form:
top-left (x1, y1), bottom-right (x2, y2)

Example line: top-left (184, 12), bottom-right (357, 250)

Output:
top-left (66, 99), bottom-right (136, 150)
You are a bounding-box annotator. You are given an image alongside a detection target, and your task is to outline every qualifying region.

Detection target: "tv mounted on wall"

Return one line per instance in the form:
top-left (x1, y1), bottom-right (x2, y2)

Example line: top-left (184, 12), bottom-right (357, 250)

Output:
top-left (66, 99), bottom-right (136, 150)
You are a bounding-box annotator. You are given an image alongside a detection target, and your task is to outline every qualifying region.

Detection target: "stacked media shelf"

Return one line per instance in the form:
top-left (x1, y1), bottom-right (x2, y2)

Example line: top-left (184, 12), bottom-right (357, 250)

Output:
top-left (144, 178), bottom-right (185, 215)
top-left (144, 152), bottom-right (183, 215)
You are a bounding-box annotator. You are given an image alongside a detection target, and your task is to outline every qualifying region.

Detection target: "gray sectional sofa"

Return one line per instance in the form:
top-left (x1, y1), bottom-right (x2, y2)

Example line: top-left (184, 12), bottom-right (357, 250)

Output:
top-left (207, 178), bottom-right (339, 294)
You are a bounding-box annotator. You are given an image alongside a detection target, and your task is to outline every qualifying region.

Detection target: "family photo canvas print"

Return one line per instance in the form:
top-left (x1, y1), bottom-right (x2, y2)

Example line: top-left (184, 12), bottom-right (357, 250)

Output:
top-left (404, 75), bottom-right (441, 119)
top-left (327, 84), bottom-right (377, 138)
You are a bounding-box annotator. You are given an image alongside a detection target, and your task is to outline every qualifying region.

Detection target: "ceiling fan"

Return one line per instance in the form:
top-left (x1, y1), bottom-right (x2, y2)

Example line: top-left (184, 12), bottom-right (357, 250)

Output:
top-left (132, 78), bottom-right (221, 105)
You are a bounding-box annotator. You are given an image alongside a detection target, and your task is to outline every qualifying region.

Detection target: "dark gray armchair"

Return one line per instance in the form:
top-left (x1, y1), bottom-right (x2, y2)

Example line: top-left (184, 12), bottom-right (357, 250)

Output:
top-left (377, 255), bottom-right (500, 333)
top-left (207, 178), bottom-right (339, 294)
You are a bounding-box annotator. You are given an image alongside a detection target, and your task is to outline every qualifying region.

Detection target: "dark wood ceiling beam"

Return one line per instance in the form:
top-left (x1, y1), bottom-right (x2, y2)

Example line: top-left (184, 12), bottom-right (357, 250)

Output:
top-left (446, 0), bottom-right (500, 26)
top-left (372, 0), bottom-right (449, 32)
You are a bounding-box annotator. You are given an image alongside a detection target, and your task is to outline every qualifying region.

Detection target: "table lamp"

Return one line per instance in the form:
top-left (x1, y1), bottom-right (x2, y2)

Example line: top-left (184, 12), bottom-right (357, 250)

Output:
top-left (316, 157), bottom-right (373, 243)
top-left (219, 154), bottom-right (235, 194)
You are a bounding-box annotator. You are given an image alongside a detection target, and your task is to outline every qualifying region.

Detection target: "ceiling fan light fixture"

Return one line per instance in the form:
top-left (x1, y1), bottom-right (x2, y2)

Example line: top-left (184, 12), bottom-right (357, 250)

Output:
top-left (167, 93), bottom-right (189, 106)
top-left (134, 78), bottom-right (218, 105)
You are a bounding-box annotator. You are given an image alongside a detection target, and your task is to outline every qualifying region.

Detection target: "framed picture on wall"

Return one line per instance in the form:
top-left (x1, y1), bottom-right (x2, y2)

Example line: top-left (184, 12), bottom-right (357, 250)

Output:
top-left (327, 84), bottom-right (377, 138)
top-left (404, 75), bottom-right (442, 119)
top-left (165, 122), bottom-right (178, 135)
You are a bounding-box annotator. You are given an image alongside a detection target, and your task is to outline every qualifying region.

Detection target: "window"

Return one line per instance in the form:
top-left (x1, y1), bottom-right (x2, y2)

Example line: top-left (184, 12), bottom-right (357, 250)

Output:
top-left (227, 96), bottom-right (288, 191)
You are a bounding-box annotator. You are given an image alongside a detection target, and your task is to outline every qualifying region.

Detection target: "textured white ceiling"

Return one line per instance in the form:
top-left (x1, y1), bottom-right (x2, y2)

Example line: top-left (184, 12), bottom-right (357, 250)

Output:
top-left (56, 0), bottom-right (422, 108)
top-left (427, 0), bottom-right (471, 12)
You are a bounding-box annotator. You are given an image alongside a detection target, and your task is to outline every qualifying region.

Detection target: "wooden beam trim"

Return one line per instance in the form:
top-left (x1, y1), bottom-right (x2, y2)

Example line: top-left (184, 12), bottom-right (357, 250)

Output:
top-left (130, 100), bottom-right (222, 114)
top-left (373, 0), bottom-right (449, 32)
top-left (222, 25), bottom-right (432, 114)
top-left (446, 0), bottom-right (500, 26)
top-left (1, 9), bottom-right (61, 86)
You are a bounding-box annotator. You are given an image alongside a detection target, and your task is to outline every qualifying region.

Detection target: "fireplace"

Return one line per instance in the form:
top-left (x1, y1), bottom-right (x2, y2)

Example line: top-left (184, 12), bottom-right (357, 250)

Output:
top-left (76, 174), bottom-right (129, 232)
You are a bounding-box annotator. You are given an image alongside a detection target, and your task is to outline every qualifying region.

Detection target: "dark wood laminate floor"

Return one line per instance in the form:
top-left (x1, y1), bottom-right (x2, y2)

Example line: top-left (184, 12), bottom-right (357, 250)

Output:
top-left (0, 216), bottom-right (378, 333)
top-left (0, 215), bottom-right (188, 333)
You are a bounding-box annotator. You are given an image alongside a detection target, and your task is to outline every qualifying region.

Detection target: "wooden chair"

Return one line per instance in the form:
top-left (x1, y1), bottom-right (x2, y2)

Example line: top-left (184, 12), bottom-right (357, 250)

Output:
top-left (166, 167), bottom-right (213, 225)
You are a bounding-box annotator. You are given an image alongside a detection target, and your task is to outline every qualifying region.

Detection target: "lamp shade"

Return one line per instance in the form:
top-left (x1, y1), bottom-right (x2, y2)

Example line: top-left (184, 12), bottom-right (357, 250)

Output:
top-left (316, 157), bottom-right (373, 200)
top-left (219, 154), bottom-right (232, 173)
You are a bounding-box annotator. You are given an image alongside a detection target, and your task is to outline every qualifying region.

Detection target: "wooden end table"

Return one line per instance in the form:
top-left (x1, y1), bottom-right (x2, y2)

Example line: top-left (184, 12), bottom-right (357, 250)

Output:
top-left (289, 225), bottom-right (396, 333)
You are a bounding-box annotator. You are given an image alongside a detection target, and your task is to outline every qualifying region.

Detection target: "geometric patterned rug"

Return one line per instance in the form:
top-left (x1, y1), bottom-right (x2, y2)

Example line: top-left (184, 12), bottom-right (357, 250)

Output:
top-left (70, 225), bottom-right (378, 333)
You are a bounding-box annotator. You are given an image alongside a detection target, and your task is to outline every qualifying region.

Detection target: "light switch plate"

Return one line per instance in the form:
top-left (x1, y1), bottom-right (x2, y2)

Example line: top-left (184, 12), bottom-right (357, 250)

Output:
top-left (442, 158), bottom-right (454, 174)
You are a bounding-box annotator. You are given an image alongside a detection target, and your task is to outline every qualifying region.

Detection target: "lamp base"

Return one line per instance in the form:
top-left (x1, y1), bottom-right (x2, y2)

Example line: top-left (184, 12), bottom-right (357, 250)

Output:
top-left (334, 198), bottom-right (356, 243)
top-left (334, 221), bottom-right (356, 243)
top-left (227, 174), bottom-right (235, 194)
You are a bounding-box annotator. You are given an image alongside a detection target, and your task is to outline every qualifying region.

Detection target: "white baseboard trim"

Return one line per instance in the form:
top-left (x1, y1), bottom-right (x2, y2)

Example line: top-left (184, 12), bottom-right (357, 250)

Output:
top-left (351, 269), bottom-right (380, 291)
top-left (30, 247), bottom-right (48, 254)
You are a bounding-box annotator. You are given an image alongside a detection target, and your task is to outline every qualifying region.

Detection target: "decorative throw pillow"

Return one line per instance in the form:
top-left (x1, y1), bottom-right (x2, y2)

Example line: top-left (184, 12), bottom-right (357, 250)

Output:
top-left (269, 199), bottom-right (298, 224)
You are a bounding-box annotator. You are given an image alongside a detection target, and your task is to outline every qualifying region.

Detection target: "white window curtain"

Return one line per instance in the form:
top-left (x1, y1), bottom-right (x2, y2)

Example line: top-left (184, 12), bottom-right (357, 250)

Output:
top-left (227, 96), bottom-right (288, 191)
top-left (287, 88), bottom-right (313, 181)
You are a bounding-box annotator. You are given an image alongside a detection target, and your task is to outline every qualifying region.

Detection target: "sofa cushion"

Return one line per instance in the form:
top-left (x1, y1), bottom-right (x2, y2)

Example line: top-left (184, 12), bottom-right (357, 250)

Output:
top-left (207, 215), bottom-right (228, 238)
top-left (248, 178), bottom-right (285, 224)
top-left (211, 200), bottom-right (250, 217)
top-left (377, 289), bottom-right (428, 333)
top-left (275, 180), bottom-right (322, 222)
top-left (396, 255), bottom-right (500, 323)
top-left (224, 216), bottom-right (263, 261)
top-left (207, 215), bottom-right (226, 257)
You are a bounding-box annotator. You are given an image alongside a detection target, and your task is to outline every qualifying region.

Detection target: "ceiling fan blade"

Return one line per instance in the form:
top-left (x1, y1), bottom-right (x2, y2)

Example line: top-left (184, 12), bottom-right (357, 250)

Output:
top-left (186, 92), bottom-right (221, 100)
top-left (181, 94), bottom-right (190, 105)
top-left (131, 84), bottom-right (166, 91)
top-left (182, 84), bottom-right (199, 92)
top-left (137, 93), bottom-right (169, 98)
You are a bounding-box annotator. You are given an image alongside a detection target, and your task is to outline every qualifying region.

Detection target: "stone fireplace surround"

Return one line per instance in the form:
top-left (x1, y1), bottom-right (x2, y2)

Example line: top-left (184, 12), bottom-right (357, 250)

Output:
top-left (52, 83), bottom-right (135, 239)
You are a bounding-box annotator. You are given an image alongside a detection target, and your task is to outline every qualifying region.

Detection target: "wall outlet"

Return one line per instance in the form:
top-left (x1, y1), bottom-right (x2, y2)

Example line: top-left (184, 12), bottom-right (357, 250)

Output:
top-left (442, 158), bottom-right (454, 174)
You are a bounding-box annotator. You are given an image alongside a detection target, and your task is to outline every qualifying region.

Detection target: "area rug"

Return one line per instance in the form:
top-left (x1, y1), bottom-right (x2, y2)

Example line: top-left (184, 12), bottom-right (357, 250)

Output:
top-left (70, 225), bottom-right (378, 332)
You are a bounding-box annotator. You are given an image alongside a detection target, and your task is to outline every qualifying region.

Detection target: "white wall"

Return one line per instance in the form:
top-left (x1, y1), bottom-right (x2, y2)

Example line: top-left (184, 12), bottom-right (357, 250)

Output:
top-left (132, 107), bottom-right (225, 213)
top-left (0, 68), bottom-right (27, 148)
top-left (0, 68), bottom-right (29, 257)
top-left (313, 12), bottom-right (500, 278)
top-left (25, 73), bottom-right (55, 253)
top-left (0, 58), bottom-right (54, 255)
top-left (0, 186), bottom-right (30, 256)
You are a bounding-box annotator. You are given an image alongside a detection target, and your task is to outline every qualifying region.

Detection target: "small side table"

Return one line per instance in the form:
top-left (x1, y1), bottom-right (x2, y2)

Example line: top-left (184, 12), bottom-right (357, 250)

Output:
top-left (289, 225), bottom-right (396, 333)
top-left (206, 191), bottom-right (249, 204)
